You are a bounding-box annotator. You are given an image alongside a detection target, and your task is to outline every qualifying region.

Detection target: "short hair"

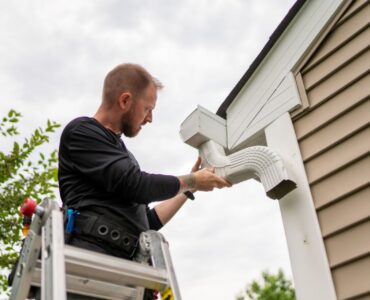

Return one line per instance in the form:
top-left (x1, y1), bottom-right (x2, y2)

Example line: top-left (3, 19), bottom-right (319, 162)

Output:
top-left (102, 63), bottom-right (163, 106)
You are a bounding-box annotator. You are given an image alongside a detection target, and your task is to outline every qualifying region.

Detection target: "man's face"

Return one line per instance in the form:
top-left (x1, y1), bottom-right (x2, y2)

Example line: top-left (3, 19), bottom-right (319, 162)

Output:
top-left (120, 84), bottom-right (157, 137)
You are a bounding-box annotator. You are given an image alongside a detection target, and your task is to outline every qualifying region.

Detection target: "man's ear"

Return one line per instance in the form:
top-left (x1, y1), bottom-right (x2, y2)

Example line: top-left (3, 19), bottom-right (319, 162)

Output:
top-left (118, 92), bottom-right (133, 112)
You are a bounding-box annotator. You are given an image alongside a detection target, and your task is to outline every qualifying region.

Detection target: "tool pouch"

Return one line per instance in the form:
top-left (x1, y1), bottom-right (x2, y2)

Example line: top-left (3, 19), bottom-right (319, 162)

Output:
top-left (68, 209), bottom-right (139, 258)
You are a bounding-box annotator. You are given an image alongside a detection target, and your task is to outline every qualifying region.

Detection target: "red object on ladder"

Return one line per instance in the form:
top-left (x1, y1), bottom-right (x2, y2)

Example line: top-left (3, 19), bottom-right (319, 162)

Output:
top-left (20, 198), bottom-right (37, 217)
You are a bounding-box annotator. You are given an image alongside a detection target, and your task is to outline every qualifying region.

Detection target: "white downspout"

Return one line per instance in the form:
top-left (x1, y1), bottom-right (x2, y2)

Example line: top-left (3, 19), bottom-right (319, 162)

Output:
top-left (199, 140), bottom-right (296, 199)
top-left (180, 106), bottom-right (296, 200)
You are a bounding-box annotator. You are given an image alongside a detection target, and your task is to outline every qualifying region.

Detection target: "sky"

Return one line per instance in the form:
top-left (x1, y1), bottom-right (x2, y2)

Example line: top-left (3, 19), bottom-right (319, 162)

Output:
top-left (0, 0), bottom-right (297, 299)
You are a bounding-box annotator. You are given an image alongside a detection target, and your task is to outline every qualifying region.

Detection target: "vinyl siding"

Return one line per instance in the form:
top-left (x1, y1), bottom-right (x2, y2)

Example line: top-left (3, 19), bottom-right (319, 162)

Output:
top-left (292, 1), bottom-right (370, 299)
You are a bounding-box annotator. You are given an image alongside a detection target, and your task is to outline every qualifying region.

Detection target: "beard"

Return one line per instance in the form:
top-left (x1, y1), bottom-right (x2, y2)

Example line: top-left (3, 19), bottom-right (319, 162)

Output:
top-left (120, 109), bottom-right (140, 137)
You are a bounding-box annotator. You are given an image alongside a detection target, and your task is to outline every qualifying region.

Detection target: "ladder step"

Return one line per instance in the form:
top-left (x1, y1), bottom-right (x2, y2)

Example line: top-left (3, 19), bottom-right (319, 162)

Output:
top-left (31, 245), bottom-right (169, 297)
top-left (64, 245), bottom-right (169, 290)
top-left (32, 267), bottom-right (138, 300)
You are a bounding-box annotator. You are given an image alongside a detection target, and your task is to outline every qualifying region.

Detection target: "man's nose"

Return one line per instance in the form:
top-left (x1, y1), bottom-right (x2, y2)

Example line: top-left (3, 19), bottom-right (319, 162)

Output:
top-left (145, 111), bottom-right (152, 123)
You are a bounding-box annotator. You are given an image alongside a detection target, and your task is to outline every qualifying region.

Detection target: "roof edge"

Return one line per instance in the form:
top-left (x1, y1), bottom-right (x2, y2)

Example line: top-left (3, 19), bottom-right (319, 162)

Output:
top-left (216, 0), bottom-right (308, 119)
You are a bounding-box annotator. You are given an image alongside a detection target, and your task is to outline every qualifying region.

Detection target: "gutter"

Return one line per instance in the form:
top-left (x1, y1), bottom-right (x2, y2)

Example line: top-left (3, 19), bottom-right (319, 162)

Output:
top-left (180, 106), bottom-right (296, 200)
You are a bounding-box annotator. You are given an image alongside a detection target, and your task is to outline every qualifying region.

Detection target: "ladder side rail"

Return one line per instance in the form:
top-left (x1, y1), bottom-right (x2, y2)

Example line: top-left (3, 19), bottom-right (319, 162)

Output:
top-left (41, 201), bottom-right (67, 300)
top-left (9, 198), bottom-right (52, 300)
top-left (160, 240), bottom-right (182, 300)
top-left (9, 217), bottom-right (43, 300)
top-left (135, 232), bottom-right (151, 300)
top-left (134, 287), bottom-right (145, 300)
top-left (144, 231), bottom-right (182, 300)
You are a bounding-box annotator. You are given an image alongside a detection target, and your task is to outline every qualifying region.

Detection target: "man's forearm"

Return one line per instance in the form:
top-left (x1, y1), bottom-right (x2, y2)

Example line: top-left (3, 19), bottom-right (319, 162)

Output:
top-left (154, 193), bottom-right (188, 225)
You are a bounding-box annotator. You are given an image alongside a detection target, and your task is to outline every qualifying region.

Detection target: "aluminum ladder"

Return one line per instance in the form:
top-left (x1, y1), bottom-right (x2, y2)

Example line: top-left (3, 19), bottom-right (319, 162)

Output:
top-left (9, 198), bottom-right (181, 300)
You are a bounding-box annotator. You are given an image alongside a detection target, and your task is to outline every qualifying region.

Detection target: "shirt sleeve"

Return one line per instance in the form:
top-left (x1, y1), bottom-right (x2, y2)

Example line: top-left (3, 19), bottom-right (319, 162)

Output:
top-left (66, 121), bottom-right (180, 204)
top-left (146, 206), bottom-right (163, 231)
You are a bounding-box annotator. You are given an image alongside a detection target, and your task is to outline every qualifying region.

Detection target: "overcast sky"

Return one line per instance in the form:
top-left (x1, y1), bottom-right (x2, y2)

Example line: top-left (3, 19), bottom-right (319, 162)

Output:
top-left (1, 0), bottom-right (297, 299)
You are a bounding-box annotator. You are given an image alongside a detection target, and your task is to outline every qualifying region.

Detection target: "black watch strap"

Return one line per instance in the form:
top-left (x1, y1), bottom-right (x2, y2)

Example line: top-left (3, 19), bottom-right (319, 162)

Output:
top-left (184, 191), bottom-right (195, 200)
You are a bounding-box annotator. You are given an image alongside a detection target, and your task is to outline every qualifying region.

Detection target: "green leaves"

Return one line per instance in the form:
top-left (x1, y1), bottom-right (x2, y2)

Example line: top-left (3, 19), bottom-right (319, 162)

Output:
top-left (0, 110), bottom-right (21, 137)
top-left (0, 109), bottom-right (60, 295)
top-left (237, 269), bottom-right (295, 300)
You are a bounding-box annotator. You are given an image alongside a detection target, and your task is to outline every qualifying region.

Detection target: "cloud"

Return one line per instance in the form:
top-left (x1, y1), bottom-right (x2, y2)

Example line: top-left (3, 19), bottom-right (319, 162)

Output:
top-left (0, 1), bottom-right (297, 299)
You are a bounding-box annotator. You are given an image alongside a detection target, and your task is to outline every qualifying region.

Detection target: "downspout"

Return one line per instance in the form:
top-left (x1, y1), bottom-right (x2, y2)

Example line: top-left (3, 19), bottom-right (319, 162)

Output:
top-left (180, 106), bottom-right (296, 200)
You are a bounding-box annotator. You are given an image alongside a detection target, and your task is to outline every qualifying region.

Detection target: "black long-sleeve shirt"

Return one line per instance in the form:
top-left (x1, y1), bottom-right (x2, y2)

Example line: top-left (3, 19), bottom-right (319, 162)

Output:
top-left (58, 117), bottom-right (180, 233)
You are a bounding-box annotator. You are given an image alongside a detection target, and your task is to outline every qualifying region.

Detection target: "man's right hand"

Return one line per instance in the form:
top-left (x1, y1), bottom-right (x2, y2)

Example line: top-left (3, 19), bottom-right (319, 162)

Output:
top-left (193, 167), bottom-right (232, 191)
top-left (178, 164), bottom-right (231, 192)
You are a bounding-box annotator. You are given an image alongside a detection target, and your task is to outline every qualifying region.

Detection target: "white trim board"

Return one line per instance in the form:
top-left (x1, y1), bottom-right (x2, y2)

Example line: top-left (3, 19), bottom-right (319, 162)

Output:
top-left (227, 0), bottom-right (345, 151)
top-left (229, 72), bottom-right (301, 151)
top-left (265, 113), bottom-right (337, 300)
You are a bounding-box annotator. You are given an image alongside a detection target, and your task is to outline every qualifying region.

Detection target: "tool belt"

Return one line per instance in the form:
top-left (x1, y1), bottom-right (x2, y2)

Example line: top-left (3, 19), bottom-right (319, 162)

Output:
top-left (66, 208), bottom-right (139, 258)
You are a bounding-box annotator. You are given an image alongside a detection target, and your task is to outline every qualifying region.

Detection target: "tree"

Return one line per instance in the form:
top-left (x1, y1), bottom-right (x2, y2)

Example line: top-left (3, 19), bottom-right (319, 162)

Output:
top-left (236, 269), bottom-right (295, 300)
top-left (0, 109), bottom-right (60, 294)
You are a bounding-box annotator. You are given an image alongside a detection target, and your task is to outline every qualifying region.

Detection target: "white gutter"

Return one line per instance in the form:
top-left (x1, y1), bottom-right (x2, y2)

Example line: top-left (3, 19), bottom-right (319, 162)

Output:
top-left (180, 106), bottom-right (296, 200)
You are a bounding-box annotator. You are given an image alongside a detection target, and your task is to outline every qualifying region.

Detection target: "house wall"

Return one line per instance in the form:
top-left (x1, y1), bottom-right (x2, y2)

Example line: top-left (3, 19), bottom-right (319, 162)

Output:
top-left (292, 1), bottom-right (370, 299)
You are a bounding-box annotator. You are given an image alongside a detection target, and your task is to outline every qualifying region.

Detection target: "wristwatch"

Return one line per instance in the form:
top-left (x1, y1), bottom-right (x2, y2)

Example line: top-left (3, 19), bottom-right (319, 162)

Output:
top-left (184, 191), bottom-right (195, 200)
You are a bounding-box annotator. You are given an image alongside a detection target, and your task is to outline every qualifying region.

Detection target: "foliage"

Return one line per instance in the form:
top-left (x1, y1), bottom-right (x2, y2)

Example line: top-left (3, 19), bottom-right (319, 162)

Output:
top-left (236, 269), bottom-right (295, 300)
top-left (0, 109), bottom-right (60, 293)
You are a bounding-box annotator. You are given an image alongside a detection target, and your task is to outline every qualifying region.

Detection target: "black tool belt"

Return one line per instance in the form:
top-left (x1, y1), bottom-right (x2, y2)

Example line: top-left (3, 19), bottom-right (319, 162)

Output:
top-left (71, 210), bottom-right (139, 258)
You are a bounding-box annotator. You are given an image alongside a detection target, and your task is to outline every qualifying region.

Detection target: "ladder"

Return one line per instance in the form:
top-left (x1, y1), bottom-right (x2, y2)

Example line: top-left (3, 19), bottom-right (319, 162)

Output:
top-left (10, 198), bottom-right (182, 300)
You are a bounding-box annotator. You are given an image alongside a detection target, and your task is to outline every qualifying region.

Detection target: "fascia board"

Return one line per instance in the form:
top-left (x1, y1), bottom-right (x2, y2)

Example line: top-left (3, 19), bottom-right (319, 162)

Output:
top-left (226, 0), bottom-right (344, 151)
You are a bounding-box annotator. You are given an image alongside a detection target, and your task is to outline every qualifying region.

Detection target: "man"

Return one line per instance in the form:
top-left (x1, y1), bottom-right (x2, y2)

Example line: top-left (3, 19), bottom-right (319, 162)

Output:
top-left (57, 63), bottom-right (230, 299)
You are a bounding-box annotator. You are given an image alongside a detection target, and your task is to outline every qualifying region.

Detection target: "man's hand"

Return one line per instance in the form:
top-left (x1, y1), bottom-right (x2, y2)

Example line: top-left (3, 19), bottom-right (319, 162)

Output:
top-left (193, 167), bottom-right (231, 191)
top-left (178, 157), bottom-right (231, 192)
top-left (191, 156), bottom-right (202, 173)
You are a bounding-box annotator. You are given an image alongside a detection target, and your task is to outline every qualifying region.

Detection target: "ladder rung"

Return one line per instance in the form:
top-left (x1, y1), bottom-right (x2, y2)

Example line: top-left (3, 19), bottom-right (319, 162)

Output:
top-left (32, 267), bottom-right (138, 300)
top-left (31, 245), bottom-right (169, 292)
top-left (64, 245), bottom-right (169, 290)
top-left (31, 245), bottom-right (170, 299)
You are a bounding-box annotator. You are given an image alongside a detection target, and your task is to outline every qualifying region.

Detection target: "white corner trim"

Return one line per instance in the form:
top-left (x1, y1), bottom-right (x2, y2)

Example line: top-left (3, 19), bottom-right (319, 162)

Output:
top-left (264, 113), bottom-right (337, 300)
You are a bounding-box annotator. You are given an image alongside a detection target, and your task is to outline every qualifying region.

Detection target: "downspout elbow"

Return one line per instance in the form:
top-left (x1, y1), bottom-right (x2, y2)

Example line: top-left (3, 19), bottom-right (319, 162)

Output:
top-left (199, 141), bottom-right (296, 200)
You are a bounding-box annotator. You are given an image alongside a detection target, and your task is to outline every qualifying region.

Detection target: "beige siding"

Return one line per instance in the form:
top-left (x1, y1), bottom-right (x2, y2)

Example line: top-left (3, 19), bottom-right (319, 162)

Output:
top-left (293, 75), bottom-right (369, 139)
top-left (292, 1), bottom-right (370, 299)
top-left (318, 187), bottom-right (370, 237)
top-left (305, 128), bottom-right (370, 184)
top-left (298, 101), bottom-right (369, 161)
top-left (303, 0), bottom-right (369, 70)
top-left (325, 221), bottom-right (370, 267)
top-left (332, 257), bottom-right (370, 300)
